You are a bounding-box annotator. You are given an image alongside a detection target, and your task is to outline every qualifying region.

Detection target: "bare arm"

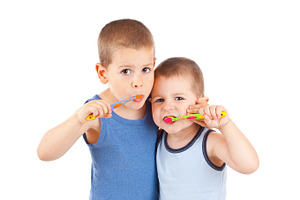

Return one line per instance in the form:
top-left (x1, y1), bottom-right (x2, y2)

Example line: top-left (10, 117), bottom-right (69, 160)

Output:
top-left (37, 113), bottom-right (89, 161)
top-left (200, 105), bottom-right (259, 174)
top-left (37, 100), bottom-right (111, 161)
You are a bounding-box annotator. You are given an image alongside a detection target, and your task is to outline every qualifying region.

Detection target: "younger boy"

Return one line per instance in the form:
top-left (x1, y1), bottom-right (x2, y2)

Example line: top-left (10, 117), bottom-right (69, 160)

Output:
top-left (37, 19), bottom-right (158, 200)
top-left (151, 57), bottom-right (259, 200)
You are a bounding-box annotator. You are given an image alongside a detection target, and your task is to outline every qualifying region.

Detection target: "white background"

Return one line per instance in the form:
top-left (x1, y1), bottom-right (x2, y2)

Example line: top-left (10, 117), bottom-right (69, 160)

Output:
top-left (1, 0), bottom-right (299, 199)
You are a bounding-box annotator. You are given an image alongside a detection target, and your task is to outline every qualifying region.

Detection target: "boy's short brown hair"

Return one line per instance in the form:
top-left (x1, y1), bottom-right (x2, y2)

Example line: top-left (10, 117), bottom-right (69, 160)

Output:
top-left (154, 57), bottom-right (204, 98)
top-left (98, 19), bottom-right (155, 68)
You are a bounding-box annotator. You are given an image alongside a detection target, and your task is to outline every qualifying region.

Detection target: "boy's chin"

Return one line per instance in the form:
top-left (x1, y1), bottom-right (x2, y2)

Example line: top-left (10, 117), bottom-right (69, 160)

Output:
top-left (161, 126), bottom-right (180, 135)
top-left (161, 122), bottom-right (194, 135)
top-left (129, 101), bottom-right (146, 110)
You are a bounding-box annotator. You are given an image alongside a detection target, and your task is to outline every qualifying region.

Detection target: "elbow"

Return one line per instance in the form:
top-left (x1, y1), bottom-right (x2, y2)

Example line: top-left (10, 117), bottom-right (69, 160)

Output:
top-left (37, 146), bottom-right (52, 162)
top-left (37, 148), bottom-right (47, 161)
top-left (242, 158), bottom-right (260, 174)
top-left (233, 153), bottom-right (259, 174)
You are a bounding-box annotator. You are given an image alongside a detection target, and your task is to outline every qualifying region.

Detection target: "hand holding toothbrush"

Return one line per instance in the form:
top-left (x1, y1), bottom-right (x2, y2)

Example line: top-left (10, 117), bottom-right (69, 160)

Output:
top-left (163, 97), bottom-right (221, 123)
top-left (77, 100), bottom-right (112, 124)
top-left (84, 95), bottom-right (143, 121)
top-left (189, 104), bottom-right (229, 130)
top-left (183, 97), bottom-right (227, 129)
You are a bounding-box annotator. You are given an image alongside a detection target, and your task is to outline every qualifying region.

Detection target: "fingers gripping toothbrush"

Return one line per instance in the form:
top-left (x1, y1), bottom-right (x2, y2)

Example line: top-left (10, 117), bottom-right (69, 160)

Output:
top-left (85, 95), bottom-right (144, 120)
top-left (163, 112), bottom-right (227, 123)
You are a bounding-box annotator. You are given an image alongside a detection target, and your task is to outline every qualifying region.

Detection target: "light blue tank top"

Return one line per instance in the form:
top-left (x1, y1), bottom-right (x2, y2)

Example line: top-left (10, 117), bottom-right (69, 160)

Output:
top-left (156, 127), bottom-right (227, 200)
top-left (83, 95), bottom-right (158, 200)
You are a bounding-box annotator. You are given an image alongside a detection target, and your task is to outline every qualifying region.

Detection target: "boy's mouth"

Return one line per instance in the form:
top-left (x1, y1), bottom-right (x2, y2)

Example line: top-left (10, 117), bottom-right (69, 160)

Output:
top-left (163, 115), bottom-right (177, 124)
top-left (133, 95), bottom-right (144, 102)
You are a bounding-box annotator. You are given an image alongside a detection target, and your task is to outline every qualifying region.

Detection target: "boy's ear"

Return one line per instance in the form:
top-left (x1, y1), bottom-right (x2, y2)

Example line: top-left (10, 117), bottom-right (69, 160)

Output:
top-left (95, 63), bottom-right (108, 84)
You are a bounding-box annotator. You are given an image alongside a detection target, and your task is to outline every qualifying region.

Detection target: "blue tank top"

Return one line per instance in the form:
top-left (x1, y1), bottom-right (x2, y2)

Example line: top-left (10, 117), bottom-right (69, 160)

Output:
top-left (83, 95), bottom-right (158, 200)
top-left (156, 127), bottom-right (227, 200)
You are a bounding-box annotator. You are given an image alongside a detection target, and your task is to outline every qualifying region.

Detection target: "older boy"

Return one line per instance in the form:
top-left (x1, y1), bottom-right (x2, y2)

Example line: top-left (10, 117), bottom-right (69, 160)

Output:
top-left (38, 19), bottom-right (158, 200)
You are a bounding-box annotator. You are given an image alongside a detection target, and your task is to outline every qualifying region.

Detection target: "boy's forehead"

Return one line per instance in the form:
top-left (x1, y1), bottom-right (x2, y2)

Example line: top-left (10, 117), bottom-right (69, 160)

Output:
top-left (116, 46), bottom-right (153, 55)
top-left (110, 47), bottom-right (154, 66)
top-left (155, 75), bottom-right (189, 85)
top-left (153, 75), bottom-right (192, 94)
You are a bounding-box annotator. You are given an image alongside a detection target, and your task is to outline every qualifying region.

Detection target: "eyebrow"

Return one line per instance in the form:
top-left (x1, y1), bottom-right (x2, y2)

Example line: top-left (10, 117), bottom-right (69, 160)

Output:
top-left (118, 65), bottom-right (133, 69)
top-left (151, 93), bottom-right (186, 99)
top-left (143, 63), bottom-right (154, 67)
top-left (118, 63), bottom-right (154, 69)
top-left (172, 92), bottom-right (187, 96)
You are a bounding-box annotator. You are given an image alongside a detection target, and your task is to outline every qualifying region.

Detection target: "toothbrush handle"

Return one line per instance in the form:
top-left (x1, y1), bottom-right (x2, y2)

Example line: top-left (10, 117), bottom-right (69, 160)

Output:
top-left (85, 96), bottom-right (138, 120)
top-left (111, 96), bottom-right (136, 109)
top-left (185, 114), bottom-right (205, 120)
top-left (110, 100), bottom-right (125, 109)
top-left (85, 102), bottom-right (122, 121)
top-left (85, 114), bottom-right (96, 120)
top-left (185, 112), bottom-right (227, 120)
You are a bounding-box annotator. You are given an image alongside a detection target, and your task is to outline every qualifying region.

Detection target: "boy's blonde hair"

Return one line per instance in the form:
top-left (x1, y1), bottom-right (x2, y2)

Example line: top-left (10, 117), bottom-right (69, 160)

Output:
top-left (98, 19), bottom-right (155, 68)
top-left (155, 57), bottom-right (204, 98)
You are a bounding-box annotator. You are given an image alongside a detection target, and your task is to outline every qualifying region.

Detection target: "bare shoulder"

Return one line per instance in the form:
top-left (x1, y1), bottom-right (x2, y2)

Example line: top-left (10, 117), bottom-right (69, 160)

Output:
top-left (206, 131), bottom-right (226, 167)
top-left (207, 131), bottom-right (226, 145)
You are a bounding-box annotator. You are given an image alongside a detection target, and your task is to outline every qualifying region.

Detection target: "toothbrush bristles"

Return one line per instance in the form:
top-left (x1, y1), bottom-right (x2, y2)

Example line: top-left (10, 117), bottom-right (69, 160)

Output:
top-left (164, 117), bottom-right (173, 123)
top-left (135, 95), bottom-right (143, 99)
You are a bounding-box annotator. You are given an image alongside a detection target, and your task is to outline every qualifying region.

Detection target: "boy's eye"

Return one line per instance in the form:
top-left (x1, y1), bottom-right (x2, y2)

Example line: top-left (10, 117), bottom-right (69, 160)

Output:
top-left (121, 69), bottom-right (131, 75)
top-left (155, 98), bottom-right (164, 103)
top-left (142, 67), bottom-right (151, 73)
top-left (175, 97), bottom-right (184, 101)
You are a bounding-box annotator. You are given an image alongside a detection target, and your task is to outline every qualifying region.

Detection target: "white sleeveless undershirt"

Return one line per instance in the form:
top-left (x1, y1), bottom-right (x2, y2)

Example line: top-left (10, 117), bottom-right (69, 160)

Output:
top-left (156, 127), bottom-right (227, 200)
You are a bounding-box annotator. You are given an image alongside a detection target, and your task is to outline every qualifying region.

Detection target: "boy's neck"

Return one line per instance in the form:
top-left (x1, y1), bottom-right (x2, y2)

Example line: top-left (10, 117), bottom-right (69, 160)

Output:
top-left (99, 89), bottom-right (146, 120)
top-left (166, 124), bottom-right (201, 149)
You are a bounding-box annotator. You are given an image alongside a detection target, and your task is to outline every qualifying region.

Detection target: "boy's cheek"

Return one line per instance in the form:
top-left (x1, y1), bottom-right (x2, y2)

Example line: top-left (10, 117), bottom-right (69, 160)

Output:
top-left (153, 115), bottom-right (161, 126)
top-left (152, 108), bottom-right (160, 124)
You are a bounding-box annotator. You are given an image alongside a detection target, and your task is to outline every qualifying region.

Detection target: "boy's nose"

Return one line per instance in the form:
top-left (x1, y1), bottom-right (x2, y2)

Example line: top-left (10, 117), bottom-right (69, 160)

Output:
top-left (131, 74), bottom-right (143, 88)
top-left (163, 101), bottom-right (175, 112)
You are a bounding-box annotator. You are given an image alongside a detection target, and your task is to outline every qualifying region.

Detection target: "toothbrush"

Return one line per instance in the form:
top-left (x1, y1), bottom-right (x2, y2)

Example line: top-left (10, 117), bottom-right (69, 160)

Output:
top-left (163, 112), bottom-right (227, 123)
top-left (85, 95), bottom-right (144, 120)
